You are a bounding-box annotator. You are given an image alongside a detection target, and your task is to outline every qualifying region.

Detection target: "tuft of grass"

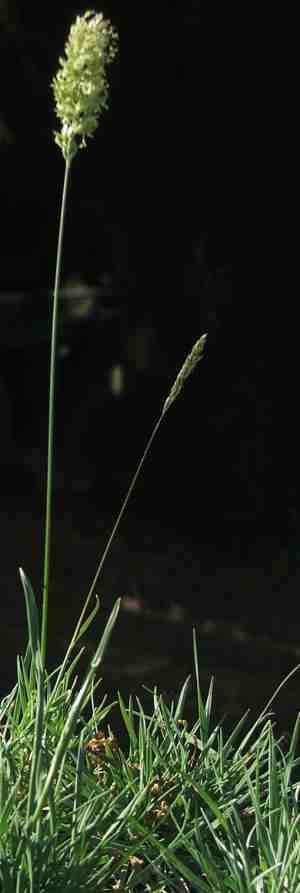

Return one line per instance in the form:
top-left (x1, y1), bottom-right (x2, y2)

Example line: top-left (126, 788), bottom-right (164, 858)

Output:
top-left (1, 605), bottom-right (300, 890)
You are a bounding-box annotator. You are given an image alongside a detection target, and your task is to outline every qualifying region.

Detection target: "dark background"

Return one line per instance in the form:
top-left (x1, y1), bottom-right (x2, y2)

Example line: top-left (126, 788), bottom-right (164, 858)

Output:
top-left (1, 4), bottom-right (298, 731)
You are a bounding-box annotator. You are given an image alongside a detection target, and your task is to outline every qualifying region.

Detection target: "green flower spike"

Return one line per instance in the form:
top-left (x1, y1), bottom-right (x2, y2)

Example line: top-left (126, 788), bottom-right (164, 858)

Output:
top-left (52, 9), bottom-right (118, 161)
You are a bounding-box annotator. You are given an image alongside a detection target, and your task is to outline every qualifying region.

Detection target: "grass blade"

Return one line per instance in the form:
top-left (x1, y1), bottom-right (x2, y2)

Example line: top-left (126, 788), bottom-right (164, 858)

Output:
top-left (19, 568), bottom-right (40, 656)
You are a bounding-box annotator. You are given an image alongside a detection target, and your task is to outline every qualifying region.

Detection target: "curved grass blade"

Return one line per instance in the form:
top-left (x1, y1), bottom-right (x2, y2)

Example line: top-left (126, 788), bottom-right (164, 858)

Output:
top-left (19, 568), bottom-right (40, 656)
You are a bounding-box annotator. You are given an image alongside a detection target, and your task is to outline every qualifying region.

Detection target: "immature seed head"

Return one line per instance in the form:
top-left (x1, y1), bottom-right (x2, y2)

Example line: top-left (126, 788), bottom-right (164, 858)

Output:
top-left (52, 10), bottom-right (118, 161)
top-left (162, 333), bottom-right (207, 415)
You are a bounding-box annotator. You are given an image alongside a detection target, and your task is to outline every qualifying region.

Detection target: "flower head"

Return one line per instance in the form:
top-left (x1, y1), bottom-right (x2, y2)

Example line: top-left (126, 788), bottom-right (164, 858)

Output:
top-left (162, 334), bottom-right (208, 415)
top-left (52, 10), bottom-right (118, 160)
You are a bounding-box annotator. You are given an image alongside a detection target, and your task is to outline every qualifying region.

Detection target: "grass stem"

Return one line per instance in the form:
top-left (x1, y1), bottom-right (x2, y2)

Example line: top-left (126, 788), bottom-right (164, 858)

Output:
top-left (41, 157), bottom-right (72, 666)
top-left (54, 415), bottom-right (163, 685)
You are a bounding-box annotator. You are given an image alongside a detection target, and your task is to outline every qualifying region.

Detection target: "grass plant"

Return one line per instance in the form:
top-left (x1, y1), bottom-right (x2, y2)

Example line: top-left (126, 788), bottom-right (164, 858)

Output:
top-left (1, 9), bottom-right (299, 892)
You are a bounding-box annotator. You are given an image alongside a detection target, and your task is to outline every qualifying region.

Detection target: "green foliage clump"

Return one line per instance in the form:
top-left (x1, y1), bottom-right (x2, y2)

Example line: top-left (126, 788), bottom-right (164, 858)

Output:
top-left (1, 611), bottom-right (300, 890)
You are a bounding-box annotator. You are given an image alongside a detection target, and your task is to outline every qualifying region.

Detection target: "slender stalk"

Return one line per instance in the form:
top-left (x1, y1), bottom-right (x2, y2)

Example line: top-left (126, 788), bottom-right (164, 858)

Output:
top-left (53, 415), bottom-right (164, 689)
top-left (41, 157), bottom-right (72, 666)
top-left (66, 335), bottom-right (207, 648)
top-left (52, 333), bottom-right (207, 688)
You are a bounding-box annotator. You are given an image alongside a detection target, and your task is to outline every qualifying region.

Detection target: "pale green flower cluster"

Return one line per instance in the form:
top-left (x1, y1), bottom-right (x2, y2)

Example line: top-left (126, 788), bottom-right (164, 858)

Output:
top-left (162, 334), bottom-right (207, 415)
top-left (52, 10), bottom-right (118, 161)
